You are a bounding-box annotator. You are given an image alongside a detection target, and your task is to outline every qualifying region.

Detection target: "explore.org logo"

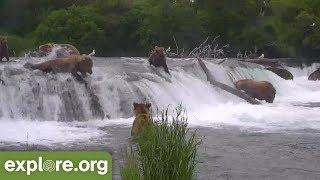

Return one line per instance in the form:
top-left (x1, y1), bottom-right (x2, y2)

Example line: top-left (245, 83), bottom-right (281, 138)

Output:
top-left (0, 152), bottom-right (112, 180)
top-left (4, 157), bottom-right (108, 175)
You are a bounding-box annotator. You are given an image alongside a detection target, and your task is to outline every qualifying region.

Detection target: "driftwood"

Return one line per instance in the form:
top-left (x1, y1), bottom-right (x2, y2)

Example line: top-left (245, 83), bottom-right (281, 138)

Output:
top-left (195, 56), bottom-right (261, 105)
top-left (166, 36), bottom-right (186, 58)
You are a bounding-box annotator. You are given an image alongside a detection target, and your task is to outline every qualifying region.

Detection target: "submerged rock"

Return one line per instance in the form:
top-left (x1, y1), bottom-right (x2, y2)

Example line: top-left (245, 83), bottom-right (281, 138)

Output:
top-left (266, 67), bottom-right (294, 80)
top-left (308, 68), bottom-right (320, 81)
top-left (244, 58), bottom-right (281, 67)
top-left (242, 58), bottom-right (294, 80)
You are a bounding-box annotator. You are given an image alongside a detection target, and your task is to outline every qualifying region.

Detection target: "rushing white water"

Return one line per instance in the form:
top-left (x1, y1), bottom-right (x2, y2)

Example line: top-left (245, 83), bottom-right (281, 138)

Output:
top-left (0, 57), bottom-right (320, 145)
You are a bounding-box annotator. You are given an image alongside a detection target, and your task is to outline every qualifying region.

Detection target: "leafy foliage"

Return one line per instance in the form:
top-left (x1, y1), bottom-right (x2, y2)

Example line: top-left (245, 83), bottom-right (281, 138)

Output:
top-left (34, 5), bottom-right (105, 55)
top-left (8, 35), bottom-right (36, 56)
top-left (1, 0), bottom-right (320, 59)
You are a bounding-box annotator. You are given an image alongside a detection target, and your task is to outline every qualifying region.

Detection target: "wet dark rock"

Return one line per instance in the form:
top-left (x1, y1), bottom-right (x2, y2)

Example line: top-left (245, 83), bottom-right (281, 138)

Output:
top-left (244, 58), bottom-right (281, 67)
top-left (308, 68), bottom-right (320, 81)
top-left (0, 78), bottom-right (5, 85)
top-left (266, 67), bottom-right (294, 80)
top-left (4, 67), bottom-right (24, 76)
top-left (87, 89), bottom-right (105, 119)
top-left (59, 81), bottom-right (86, 121)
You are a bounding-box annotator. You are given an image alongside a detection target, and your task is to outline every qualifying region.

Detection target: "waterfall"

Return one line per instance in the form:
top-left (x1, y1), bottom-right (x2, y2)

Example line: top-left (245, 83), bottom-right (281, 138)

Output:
top-left (0, 57), bottom-right (320, 121)
top-left (1, 57), bottom-right (320, 144)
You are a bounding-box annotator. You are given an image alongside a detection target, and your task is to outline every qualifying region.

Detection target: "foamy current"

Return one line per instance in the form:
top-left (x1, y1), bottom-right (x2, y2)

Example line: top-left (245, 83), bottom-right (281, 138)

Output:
top-left (0, 57), bottom-right (319, 145)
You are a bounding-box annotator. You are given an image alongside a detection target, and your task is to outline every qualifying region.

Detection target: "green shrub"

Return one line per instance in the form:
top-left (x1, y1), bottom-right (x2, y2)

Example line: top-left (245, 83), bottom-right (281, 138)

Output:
top-left (121, 106), bottom-right (201, 180)
top-left (34, 5), bottom-right (106, 55)
top-left (8, 35), bottom-right (36, 56)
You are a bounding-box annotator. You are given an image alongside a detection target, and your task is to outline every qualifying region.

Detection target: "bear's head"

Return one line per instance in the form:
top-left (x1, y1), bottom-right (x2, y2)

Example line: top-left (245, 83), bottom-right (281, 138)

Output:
top-left (39, 43), bottom-right (54, 56)
top-left (153, 46), bottom-right (165, 58)
top-left (0, 36), bottom-right (8, 47)
top-left (133, 102), bottom-right (151, 117)
top-left (234, 79), bottom-right (250, 90)
top-left (234, 81), bottom-right (242, 90)
top-left (149, 46), bottom-right (165, 65)
top-left (77, 56), bottom-right (93, 74)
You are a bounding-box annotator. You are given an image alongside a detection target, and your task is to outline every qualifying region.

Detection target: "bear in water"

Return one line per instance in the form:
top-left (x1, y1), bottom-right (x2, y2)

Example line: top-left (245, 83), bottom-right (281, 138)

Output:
top-left (308, 68), bottom-right (320, 81)
top-left (24, 55), bottom-right (93, 82)
top-left (148, 46), bottom-right (170, 75)
top-left (39, 43), bottom-right (80, 58)
top-left (131, 102), bottom-right (152, 136)
top-left (0, 36), bottom-right (9, 61)
top-left (234, 79), bottom-right (276, 103)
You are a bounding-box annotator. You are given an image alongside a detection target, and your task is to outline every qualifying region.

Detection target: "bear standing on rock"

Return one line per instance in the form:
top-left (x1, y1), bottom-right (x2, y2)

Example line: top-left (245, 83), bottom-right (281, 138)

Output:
top-left (234, 79), bottom-right (276, 103)
top-left (0, 36), bottom-right (9, 61)
top-left (24, 55), bottom-right (93, 82)
top-left (148, 46), bottom-right (170, 75)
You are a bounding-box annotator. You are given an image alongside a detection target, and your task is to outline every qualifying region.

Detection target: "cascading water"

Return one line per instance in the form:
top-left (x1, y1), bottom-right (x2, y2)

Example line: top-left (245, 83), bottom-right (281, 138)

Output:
top-left (0, 56), bottom-right (320, 145)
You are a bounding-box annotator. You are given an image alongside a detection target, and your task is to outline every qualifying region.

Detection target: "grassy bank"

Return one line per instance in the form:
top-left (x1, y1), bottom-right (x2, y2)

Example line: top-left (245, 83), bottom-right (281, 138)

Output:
top-left (121, 106), bottom-right (201, 180)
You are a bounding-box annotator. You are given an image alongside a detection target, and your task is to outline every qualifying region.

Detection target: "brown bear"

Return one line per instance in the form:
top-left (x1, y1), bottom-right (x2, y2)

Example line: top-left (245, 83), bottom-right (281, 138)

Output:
top-left (234, 79), bottom-right (276, 103)
top-left (131, 102), bottom-right (152, 136)
top-left (39, 43), bottom-right (80, 57)
top-left (0, 36), bottom-right (9, 61)
top-left (308, 69), bottom-right (320, 81)
top-left (38, 43), bottom-right (53, 56)
top-left (24, 55), bottom-right (93, 82)
top-left (148, 46), bottom-right (170, 74)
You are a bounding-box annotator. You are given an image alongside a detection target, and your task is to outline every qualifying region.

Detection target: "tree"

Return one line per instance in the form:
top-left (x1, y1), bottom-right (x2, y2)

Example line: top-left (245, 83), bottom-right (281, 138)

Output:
top-left (34, 5), bottom-right (105, 55)
top-left (1, 0), bottom-right (320, 59)
top-left (124, 0), bottom-right (204, 53)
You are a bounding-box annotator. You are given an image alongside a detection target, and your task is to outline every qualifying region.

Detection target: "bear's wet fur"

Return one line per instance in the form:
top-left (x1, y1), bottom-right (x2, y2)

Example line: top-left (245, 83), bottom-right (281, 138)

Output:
top-left (234, 79), bottom-right (276, 103)
top-left (24, 55), bottom-right (93, 82)
top-left (0, 36), bottom-right (9, 61)
top-left (148, 46), bottom-right (170, 74)
top-left (39, 43), bottom-right (80, 57)
top-left (131, 102), bottom-right (152, 136)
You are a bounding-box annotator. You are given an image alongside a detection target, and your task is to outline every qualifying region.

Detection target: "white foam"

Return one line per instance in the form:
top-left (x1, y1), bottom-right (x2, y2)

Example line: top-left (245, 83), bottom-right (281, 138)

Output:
top-left (187, 102), bottom-right (320, 131)
top-left (0, 119), bottom-right (103, 146)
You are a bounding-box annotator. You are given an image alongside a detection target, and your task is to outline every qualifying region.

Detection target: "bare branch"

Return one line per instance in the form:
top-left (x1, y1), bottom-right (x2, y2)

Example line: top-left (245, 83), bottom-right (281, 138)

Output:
top-left (188, 37), bottom-right (209, 56)
top-left (210, 35), bottom-right (220, 45)
top-left (189, 36), bottom-right (228, 58)
top-left (173, 36), bottom-right (179, 55)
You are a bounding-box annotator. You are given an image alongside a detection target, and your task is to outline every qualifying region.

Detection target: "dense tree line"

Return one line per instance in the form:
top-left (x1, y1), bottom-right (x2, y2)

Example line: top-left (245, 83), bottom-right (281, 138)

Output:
top-left (0, 0), bottom-right (319, 60)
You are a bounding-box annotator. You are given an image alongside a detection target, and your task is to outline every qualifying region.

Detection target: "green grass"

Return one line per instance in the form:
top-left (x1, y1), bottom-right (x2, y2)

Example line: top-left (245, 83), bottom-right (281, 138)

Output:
top-left (120, 146), bottom-right (141, 180)
top-left (121, 106), bottom-right (201, 180)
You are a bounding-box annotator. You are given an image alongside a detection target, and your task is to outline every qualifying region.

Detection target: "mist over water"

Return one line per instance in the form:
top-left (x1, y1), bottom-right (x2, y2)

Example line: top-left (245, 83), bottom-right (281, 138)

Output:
top-left (0, 57), bottom-right (320, 145)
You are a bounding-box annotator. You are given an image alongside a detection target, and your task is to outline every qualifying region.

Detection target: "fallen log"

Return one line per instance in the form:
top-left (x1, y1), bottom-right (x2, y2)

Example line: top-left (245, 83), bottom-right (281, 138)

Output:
top-left (195, 56), bottom-right (261, 105)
